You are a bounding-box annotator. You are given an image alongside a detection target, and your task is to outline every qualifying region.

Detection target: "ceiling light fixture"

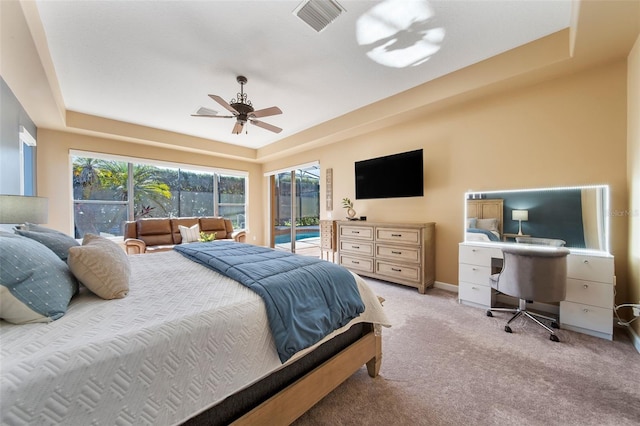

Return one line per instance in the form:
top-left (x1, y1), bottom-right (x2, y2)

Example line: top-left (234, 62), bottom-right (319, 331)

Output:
top-left (294, 0), bottom-right (346, 33)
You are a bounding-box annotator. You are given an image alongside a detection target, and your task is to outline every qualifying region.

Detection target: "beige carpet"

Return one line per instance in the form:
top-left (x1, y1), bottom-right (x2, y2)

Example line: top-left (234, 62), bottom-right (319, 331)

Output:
top-left (294, 278), bottom-right (640, 426)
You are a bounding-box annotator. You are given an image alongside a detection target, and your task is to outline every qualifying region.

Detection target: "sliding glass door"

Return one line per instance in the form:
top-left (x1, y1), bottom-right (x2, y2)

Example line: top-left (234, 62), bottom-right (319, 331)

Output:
top-left (270, 165), bottom-right (320, 255)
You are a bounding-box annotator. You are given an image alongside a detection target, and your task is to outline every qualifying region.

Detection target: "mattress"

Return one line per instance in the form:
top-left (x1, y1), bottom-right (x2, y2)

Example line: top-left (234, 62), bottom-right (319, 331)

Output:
top-left (0, 250), bottom-right (389, 426)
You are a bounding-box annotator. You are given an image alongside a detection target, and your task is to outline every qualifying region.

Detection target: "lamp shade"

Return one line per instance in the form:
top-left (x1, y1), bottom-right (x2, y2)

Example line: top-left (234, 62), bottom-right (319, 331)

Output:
top-left (0, 195), bottom-right (48, 224)
top-left (512, 209), bottom-right (529, 222)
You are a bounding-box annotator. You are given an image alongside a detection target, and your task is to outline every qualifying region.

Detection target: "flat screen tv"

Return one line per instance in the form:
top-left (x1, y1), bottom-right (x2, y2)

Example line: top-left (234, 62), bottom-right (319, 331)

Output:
top-left (355, 149), bottom-right (424, 200)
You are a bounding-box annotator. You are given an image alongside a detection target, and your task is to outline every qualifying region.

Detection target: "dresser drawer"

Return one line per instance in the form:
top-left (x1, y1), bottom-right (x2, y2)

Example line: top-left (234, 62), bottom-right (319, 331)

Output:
top-left (339, 240), bottom-right (374, 256)
top-left (376, 261), bottom-right (420, 283)
top-left (565, 278), bottom-right (613, 308)
top-left (567, 255), bottom-right (614, 284)
top-left (459, 281), bottom-right (494, 307)
top-left (458, 264), bottom-right (493, 287)
top-left (376, 227), bottom-right (420, 245)
top-left (459, 245), bottom-right (503, 266)
top-left (339, 255), bottom-right (374, 273)
top-left (339, 225), bottom-right (374, 240)
top-left (376, 244), bottom-right (420, 263)
top-left (560, 301), bottom-right (612, 335)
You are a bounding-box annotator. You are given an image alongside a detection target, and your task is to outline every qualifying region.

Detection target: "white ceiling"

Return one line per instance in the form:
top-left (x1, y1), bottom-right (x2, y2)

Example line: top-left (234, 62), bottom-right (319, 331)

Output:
top-left (34, 0), bottom-right (572, 150)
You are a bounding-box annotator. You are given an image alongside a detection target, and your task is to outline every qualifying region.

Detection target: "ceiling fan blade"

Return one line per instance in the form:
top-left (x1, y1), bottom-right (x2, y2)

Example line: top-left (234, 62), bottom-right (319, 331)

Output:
top-left (232, 121), bottom-right (245, 134)
top-left (191, 107), bottom-right (235, 118)
top-left (195, 107), bottom-right (218, 116)
top-left (250, 106), bottom-right (282, 119)
top-left (250, 119), bottom-right (282, 134)
top-left (209, 94), bottom-right (239, 115)
top-left (191, 114), bottom-right (235, 118)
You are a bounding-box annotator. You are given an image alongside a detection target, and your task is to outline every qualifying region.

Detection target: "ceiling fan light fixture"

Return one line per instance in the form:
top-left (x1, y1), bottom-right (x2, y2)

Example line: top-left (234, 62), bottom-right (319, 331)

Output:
top-left (294, 0), bottom-right (345, 33)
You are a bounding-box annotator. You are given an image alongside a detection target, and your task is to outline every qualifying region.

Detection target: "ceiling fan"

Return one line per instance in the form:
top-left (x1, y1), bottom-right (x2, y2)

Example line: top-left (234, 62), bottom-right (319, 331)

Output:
top-left (192, 76), bottom-right (283, 134)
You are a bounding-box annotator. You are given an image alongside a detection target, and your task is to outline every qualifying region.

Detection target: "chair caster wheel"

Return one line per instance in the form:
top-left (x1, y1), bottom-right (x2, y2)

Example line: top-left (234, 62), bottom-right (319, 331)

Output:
top-left (551, 321), bottom-right (559, 329)
top-left (486, 311), bottom-right (493, 317)
top-left (504, 325), bottom-right (512, 333)
top-left (550, 334), bottom-right (560, 342)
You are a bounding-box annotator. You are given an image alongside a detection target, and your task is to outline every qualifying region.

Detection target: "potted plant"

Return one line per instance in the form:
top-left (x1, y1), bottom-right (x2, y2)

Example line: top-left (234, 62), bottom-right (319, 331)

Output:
top-left (199, 231), bottom-right (216, 242)
top-left (342, 197), bottom-right (356, 219)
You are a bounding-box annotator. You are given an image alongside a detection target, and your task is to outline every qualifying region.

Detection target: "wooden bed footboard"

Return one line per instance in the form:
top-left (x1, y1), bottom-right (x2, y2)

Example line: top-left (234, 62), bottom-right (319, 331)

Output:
top-left (232, 323), bottom-right (382, 425)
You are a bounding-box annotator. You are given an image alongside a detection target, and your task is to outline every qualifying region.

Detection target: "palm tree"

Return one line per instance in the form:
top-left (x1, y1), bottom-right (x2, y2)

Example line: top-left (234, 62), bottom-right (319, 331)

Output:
top-left (72, 158), bottom-right (173, 233)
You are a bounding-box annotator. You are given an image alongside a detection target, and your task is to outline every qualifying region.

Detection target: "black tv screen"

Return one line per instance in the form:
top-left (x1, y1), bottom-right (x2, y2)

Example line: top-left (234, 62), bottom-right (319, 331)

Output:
top-left (355, 149), bottom-right (424, 200)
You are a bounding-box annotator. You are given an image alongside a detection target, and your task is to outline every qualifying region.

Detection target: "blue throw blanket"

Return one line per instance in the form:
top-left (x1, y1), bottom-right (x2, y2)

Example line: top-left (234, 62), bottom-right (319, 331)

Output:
top-left (174, 241), bottom-right (365, 362)
top-left (467, 227), bottom-right (501, 241)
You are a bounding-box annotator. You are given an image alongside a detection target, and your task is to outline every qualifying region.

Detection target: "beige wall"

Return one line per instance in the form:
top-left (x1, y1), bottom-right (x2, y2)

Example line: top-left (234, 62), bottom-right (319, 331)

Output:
top-left (263, 60), bottom-right (630, 303)
top-left (628, 33), bottom-right (640, 337)
top-left (37, 129), bottom-right (265, 244)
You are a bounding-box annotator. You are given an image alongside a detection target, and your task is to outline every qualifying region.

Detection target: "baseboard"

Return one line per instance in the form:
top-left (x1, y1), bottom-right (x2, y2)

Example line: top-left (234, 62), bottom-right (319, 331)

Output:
top-left (433, 281), bottom-right (458, 293)
top-left (627, 325), bottom-right (640, 354)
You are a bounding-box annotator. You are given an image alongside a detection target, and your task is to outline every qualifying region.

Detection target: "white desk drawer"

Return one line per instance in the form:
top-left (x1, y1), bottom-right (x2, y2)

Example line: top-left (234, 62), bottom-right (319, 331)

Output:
top-left (560, 301), bottom-right (612, 335)
top-left (339, 255), bottom-right (374, 273)
top-left (339, 240), bottom-right (374, 256)
top-left (376, 261), bottom-right (420, 283)
top-left (339, 225), bottom-right (374, 240)
top-left (567, 255), bottom-right (614, 284)
top-left (459, 245), bottom-right (503, 266)
top-left (376, 244), bottom-right (420, 263)
top-left (459, 281), bottom-right (493, 307)
top-left (376, 227), bottom-right (420, 245)
top-left (565, 278), bottom-right (613, 309)
top-left (458, 264), bottom-right (493, 287)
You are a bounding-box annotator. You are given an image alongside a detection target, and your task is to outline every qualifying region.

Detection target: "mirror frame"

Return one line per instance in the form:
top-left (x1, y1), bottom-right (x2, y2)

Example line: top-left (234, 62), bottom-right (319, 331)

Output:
top-left (464, 185), bottom-right (611, 255)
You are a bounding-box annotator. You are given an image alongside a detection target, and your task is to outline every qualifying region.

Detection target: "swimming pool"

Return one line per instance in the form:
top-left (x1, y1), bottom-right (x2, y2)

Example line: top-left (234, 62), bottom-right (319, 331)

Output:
top-left (274, 228), bottom-right (320, 244)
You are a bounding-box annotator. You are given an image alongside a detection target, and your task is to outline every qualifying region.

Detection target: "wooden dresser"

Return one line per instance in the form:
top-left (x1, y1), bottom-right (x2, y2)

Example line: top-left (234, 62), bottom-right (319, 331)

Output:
top-left (337, 221), bottom-right (436, 293)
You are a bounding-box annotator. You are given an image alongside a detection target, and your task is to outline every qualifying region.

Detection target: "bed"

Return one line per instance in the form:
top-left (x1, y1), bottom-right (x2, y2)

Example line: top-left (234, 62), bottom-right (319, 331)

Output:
top-left (0, 232), bottom-right (390, 425)
top-left (465, 198), bottom-right (504, 242)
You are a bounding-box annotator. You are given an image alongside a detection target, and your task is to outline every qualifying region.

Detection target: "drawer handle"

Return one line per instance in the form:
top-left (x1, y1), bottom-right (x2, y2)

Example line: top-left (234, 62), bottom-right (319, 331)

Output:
top-left (352, 246), bottom-right (360, 249)
top-left (391, 251), bottom-right (402, 255)
top-left (391, 233), bottom-right (402, 237)
top-left (583, 309), bottom-right (590, 313)
top-left (472, 249), bottom-right (477, 252)
top-left (583, 260), bottom-right (589, 264)
top-left (351, 231), bottom-right (360, 234)
top-left (471, 286), bottom-right (478, 290)
top-left (391, 268), bottom-right (402, 272)
top-left (472, 267), bottom-right (478, 271)
top-left (352, 260), bottom-right (360, 265)
top-left (583, 284), bottom-right (589, 289)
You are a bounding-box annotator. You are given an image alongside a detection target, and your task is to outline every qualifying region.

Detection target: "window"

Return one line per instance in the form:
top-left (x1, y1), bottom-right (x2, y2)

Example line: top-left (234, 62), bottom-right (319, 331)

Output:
top-left (71, 153), bottom-right (247, 238)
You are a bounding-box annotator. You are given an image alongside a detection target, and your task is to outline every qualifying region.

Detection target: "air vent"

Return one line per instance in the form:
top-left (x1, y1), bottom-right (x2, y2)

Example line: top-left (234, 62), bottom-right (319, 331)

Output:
top-left (294, 0), bottom-right (345, 33)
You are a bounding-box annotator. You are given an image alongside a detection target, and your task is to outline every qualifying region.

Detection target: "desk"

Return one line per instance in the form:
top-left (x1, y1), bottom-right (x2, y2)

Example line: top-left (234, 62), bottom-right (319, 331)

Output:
top-left (458, 241), bottom-right (614, 340)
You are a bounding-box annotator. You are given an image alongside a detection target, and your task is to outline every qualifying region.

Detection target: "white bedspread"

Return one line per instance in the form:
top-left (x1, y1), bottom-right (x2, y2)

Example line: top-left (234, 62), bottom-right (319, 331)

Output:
top-left (0, 250), bottom-right (389, 426)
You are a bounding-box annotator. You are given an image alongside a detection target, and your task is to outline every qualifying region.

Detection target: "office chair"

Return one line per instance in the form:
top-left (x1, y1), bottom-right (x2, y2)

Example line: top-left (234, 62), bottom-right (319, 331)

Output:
top-left (486, 245), bottom-right (570, 342)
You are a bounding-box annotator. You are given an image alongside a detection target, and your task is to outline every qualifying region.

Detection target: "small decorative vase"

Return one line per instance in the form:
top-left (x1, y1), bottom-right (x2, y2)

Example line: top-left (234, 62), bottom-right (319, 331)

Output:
top-left (347, 208), bottom-right (356, 218)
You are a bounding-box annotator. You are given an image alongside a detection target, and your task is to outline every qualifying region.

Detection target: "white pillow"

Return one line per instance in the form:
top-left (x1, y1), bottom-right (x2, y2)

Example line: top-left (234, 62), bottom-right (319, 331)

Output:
top-left (179, 224), bottom-right (200, 243)
top-left (476, 218), bottom-right (499, 233)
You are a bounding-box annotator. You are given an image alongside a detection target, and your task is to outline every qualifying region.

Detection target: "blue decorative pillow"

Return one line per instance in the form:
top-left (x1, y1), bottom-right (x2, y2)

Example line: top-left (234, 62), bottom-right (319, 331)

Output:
top-left (14, 229), bottom-right (79, 261)
top-left (0, 233), bottom-right (78, 324)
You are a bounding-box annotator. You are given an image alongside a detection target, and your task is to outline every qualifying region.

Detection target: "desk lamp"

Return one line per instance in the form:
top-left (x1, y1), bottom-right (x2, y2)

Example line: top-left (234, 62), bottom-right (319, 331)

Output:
top-left (512, 209), bottom-right (529, 236)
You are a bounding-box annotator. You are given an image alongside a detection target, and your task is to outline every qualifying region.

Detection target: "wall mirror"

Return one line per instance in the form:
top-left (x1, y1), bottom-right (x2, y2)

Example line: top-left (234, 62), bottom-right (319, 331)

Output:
top-left (464, 185), bottom-right (610, 254)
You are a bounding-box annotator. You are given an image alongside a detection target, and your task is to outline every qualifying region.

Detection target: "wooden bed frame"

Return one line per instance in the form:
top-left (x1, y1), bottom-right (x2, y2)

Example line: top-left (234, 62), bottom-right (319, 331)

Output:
top-left (466, 198), bottom-right (504, 235)
top-left (233, 323), bottom-right (381, 425)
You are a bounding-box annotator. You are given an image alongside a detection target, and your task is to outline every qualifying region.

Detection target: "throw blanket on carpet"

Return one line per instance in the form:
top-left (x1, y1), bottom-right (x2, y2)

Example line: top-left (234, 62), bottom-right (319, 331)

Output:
top-left (174, 241), bottom-right (365, 362)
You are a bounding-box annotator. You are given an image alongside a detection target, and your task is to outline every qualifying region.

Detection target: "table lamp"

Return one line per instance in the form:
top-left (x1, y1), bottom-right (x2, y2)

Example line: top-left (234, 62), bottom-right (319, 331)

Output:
top-left (0, 195), bottom-right (49, 229)
top-left (512, 209), bottom-right (529, 236)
